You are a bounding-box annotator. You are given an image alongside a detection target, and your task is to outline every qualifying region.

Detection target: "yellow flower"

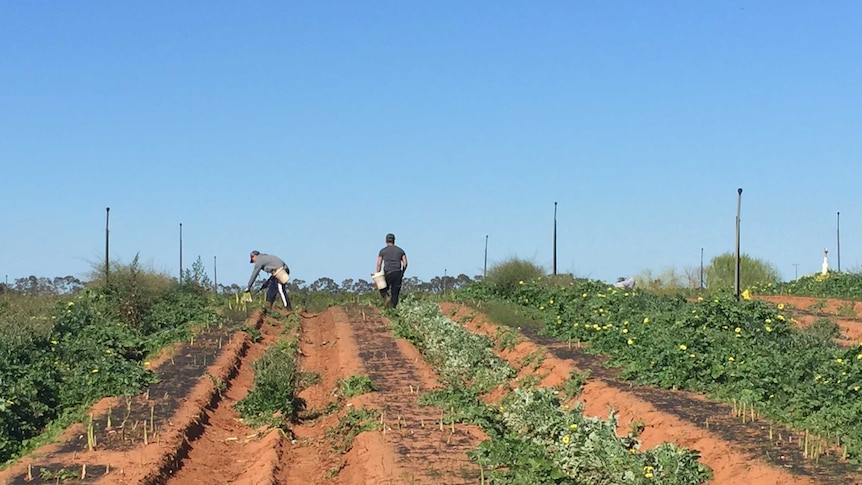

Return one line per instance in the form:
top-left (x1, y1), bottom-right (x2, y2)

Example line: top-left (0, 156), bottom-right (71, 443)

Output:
top-left (741, 289), bottom-right (751, 300)
top-left (728, 356), bottom-right (735, 362)
top-left (92, 368), bottom-right (99, 373)
top-left (765, 326), bottom-right (772, 332)
top-left (734, 327), bottom-right (742, 333)
top-left (815, 375), bottom-right (822, 381)
top-left (627, 339), bottom-right (634, 345)
top-left (549, 299), bottom-right (554, 304)
top-left (855, 386), bottom-right (860, 392)
top-left (777, 314), bottom-right (785, 321)
top-left (777, 303), bottom-right (785, 310)
top-left (569, 424), bottom-right (578, 430)
top-left (679, 344), bottom-right (687, 351)
top-left (519, 280), bottom-right (524, 285)
top-left (765, 318), bottom-right (772, 324)
top-left (643, 317), bottom-right (650, 324)
top-left (561, 435), bottom-right (570, 444)
top-left (836, 358), bottom-right (844, 365)
top-left (622, 328), bottom-right (629, 334)
top-left (689, 353), bottom-right (696, 358)
top-left (67, 301), bottom-right (74, 307)
top-left (697, 296), bottom-right (704, 302)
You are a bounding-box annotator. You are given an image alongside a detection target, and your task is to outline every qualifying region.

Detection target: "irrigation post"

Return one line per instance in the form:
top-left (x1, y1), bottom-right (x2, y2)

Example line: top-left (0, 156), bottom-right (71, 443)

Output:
top-left (552, 201), bottom-right (558, 276)
top-left (793, 263), bottom-right (799, 280)
top-left (837, 211), bottom-right (841, 272)
top-left (700, 248), bottom-right (704, 290)
top-left (179, 223), bottom-right (183, 283)
top-left (483, 235), bottom-right (488, 279)
top-left (734, 188), bottom-right (743, 300)
top-left (105, 207), bottom-right (110, 284)
top-left (213, 256), bottom-right (218, 293)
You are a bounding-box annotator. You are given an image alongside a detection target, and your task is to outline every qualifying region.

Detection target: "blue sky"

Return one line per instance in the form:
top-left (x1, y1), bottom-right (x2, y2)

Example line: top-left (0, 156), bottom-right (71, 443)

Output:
top-left (2, 1), bottom-right (860, 288)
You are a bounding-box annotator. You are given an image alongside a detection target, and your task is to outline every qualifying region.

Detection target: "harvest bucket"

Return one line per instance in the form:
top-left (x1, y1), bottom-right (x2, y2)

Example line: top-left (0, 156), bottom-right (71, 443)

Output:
top-left (371, 271), bottom-right (387, 290)
top-left (272, 266), bottom-right (290, 284)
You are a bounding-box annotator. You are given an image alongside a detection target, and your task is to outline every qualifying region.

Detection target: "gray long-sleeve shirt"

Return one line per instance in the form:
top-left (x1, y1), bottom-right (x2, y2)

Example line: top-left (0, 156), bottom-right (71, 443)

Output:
top-left (247, 253), bottom-right (287, 291)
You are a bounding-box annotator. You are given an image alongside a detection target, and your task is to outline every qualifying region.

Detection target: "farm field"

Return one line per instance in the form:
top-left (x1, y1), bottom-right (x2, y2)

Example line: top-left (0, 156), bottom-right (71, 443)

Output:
top-left (3, 294), bottom-right (862, 484)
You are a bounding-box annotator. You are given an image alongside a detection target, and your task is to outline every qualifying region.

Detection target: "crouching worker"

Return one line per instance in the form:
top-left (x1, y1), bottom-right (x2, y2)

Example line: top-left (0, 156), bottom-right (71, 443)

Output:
top-left (245, 250), bottom-right (292, 311)
top-left (614, 276), bottom-right (636, 290)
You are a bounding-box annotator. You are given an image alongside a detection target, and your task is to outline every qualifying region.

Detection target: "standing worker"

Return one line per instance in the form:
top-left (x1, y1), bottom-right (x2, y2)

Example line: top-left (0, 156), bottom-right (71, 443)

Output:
top-left (375, 233), bottom-right (408, 308)
top-left (245, 250), bottom-right (292, 311)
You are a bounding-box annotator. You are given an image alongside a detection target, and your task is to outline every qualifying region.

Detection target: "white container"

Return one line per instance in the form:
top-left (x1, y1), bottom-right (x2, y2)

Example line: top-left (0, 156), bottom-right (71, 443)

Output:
top-left (272, 266), bottom-right (290, 284)
top-left (371, 271), bottom-right (387, 290)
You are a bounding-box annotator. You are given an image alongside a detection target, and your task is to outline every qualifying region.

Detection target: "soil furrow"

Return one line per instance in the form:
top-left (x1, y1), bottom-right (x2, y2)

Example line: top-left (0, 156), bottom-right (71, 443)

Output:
top-left (343, 305), bottom-right (485, 485)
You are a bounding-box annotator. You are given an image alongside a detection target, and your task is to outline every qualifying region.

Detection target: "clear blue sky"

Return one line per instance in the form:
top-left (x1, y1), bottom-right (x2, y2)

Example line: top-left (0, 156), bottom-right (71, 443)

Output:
top-left (2, 1), bottom-right (860, 288)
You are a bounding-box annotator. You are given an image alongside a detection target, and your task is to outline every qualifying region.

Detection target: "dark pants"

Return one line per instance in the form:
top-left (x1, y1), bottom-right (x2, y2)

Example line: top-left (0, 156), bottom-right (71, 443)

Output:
top-left (379, 270), bottom-right (404, 308)
top-left (266, 276), bottom-right (292, 309)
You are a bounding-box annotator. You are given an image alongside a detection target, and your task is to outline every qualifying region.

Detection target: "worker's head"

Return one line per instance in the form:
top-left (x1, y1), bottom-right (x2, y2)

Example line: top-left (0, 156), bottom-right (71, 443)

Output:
top-left (249, 250), bottom-right (260, 263)
top-left (385, 233), bottom-right (395, 244)
top-left (617, 277), bottom-right (625, 282)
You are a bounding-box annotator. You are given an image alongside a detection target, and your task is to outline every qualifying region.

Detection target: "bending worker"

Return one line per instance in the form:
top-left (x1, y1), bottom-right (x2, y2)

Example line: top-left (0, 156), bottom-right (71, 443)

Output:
top-left (245, 250), bottom-right (292, 311)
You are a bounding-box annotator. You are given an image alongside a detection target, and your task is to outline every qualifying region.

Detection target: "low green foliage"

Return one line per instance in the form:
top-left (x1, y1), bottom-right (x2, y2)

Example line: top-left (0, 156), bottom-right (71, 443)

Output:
top-left (235, 338), bottom-right (304, 427)
top-left (337, 375), bottom-right (377, 398)
top-left (403, 300), bottom-right (712, 483)
top-left (752, 271), bottom-right (862, 300)
top-left (463, 276), bottom-right (862, 462)
top-left (0, 273), bottom-right (214, 465)
top-left (392, 298), bottom-right (515, 393)
top-left (326, 407), bottom-right (381, 453)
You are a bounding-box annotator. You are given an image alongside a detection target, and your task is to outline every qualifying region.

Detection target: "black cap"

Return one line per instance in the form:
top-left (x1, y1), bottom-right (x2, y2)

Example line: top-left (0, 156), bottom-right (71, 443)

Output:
top-left (249, 250), bottom-right (260, 263)
top-left (385, 233), bottom-right (395, 243)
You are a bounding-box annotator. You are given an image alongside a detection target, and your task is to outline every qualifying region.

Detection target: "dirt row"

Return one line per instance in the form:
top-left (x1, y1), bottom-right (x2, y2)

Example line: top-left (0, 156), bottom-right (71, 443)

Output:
top-left (755, 295), bottom-right (862, 345)
top-left (4, 300), bottom-right (862, 484)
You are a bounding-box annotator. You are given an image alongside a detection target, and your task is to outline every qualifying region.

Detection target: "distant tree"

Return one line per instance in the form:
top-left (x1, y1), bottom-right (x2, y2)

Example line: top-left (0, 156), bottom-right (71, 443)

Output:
top-left (352, 279), bottom-right (375, 293)
top-left (402, 276), bottom-right (421, 292)
top-left (340, 278), bottom-right (355, 292)
top-left (52, 275), bottom-right (84, 295)
top-left (706, 252), bottom-right (780, 290)
top-left (309, 277), bottom-right (339, 294)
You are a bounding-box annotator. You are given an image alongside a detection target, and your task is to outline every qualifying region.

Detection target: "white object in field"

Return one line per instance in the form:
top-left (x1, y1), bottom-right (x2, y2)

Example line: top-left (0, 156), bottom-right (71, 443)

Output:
top-left (272, 266), bottom-right (290, 284)
top-left (241, 293), bottom-right (253, 303)
top-left (822, 248), bottom-right (829, 275)
top-left (371, 271), bottom-right (387, 290)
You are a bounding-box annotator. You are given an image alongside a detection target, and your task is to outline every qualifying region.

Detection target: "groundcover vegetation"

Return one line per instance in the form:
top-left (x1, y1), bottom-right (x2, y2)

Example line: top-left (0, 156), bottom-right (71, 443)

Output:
top-left (751, 271), bottom-right (862, 300)
top-left (0, 281), bottom-right (215, 464)
top-left (393, 299), bottom-right (712, 484)
top-left (459, 277), bottom-right (862, 463)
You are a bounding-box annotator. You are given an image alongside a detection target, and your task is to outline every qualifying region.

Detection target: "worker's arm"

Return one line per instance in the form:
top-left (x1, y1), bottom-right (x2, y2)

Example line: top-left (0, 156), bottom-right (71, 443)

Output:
top-left (401, 254), bottom-right (408, 273)
top-left (375, 255), bottom-right (383, 273)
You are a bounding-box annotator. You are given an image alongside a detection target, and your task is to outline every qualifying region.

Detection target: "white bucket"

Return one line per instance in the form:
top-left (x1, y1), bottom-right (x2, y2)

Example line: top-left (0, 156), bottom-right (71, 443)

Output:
top-left (371, 271), bottom-right (387, 290)
top-left (272, 266), bottom-right (290, 284)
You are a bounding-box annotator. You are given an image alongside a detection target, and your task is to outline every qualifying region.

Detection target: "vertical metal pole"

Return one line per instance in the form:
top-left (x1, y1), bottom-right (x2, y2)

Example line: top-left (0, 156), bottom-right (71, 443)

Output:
top-left (484, 235), bottom-right (488, 279)
top-left (837, 211), bottom-right (841, 272)
top-left (553, 201), bottom-right (558, 276)
top-left (793, 263), bottom-right (799, 280)
top-left (213, 256), bottom-right (218, 293)
top-left (700, 248), bottom-right (704, 290)
top-left (179, 223), bottom-right (183, 283)
top-left (734, 188), bottom-right (743, 300)
top-left (444, 268), bottom-right (447, 293)
top-left (105, 207), bottom-right (110, 284)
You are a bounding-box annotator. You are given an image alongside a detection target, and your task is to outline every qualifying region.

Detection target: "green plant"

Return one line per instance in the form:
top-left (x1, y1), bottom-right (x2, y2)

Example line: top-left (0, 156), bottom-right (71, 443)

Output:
top-left (326, 407), bottom-right (381, 453)
top-left (235, 338), bottom-right (305, 427)
top-left (483, 258), bottom-right (545, 297)
top-left (559, 370), bottom-right (590, 399)
top-left (338, 375), bottom-right (377, 398)
top-left (807, 299), bottom-right (828, 313)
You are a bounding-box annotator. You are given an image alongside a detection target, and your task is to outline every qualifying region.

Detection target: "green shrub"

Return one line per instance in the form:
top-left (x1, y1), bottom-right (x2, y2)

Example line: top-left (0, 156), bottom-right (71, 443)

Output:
top-left (483, 258), bottom-right (545, 297)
